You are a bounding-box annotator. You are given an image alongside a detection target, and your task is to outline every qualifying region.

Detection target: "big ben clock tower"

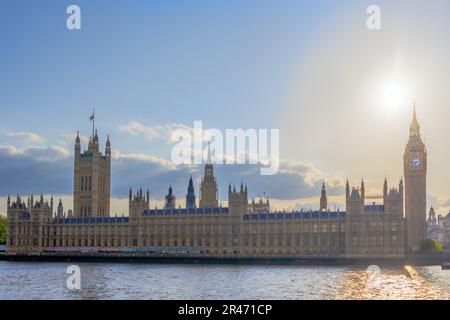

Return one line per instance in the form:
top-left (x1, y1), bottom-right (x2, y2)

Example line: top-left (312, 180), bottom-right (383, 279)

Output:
top-left (404, 104), bottom-right (427, 252)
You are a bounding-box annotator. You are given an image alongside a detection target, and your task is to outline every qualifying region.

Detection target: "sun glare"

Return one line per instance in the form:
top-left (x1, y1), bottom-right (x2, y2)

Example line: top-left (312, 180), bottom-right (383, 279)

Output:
top-left (380, 81), bottom-right (408, 110)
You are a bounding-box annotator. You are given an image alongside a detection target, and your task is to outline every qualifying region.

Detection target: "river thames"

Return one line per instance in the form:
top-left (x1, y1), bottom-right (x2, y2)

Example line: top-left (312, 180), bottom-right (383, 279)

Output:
top-left (1, 262), bottom-right (450, 300)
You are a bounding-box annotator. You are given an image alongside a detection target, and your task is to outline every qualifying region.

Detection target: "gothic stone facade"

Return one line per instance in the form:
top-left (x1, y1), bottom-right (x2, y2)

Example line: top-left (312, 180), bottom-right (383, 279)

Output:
top-left (7, 108), bottom-right (429, 258)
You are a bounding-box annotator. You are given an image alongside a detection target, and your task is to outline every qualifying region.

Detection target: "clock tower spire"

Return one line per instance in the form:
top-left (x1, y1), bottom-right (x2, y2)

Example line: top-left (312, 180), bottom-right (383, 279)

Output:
top-left (404, 102), bottom-right (427, 252)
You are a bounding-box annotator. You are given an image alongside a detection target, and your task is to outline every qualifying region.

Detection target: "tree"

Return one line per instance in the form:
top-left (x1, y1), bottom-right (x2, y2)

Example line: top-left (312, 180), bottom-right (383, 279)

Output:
top-left (420, 239), bottom-right (443, 253)
top-left (0, 216), bottom-right (6, 245)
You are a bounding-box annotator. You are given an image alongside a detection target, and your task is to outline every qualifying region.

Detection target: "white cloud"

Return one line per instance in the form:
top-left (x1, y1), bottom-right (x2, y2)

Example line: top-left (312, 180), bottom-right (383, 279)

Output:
top-left (57, 133), bottom-right (90, 147)
top-left (111, 149), bottom-right (178, 171)
top-left (118, 121), bottom-right (161, 141)
top-left (5, 132), bottom-right (45, 144)
top-left (118, 121), bottom-right (208, 144)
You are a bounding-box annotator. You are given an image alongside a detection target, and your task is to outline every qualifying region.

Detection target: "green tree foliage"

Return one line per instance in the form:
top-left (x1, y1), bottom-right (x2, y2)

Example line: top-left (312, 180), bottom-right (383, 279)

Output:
top-left (0, 216), bottom-right (6, 245)
top-left (420, 239), bottom-right (443, 253)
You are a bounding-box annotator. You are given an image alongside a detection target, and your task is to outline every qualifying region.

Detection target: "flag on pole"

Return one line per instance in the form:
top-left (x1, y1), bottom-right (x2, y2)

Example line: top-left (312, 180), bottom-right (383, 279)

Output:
top-left (89, 109), bottom-right (95, 137)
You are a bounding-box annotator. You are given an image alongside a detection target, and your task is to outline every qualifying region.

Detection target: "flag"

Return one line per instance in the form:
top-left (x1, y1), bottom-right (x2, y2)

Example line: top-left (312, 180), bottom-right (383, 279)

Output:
top-left (89, 113), bottom-right (95, 121)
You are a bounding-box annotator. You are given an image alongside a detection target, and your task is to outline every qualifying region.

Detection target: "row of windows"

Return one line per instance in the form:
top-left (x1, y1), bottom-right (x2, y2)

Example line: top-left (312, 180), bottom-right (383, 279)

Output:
top-left (81, 176), bottom-right (92, 191)
top-left (80, 176), bottom-right (108, 192)
top-left (351, 235), bottom-right (399, 247)
top-left (37, 235), bottom-right (345, 250)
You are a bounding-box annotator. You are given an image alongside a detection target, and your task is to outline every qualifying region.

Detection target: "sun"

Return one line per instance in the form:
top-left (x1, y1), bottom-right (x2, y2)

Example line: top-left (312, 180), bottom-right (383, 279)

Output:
top-left (380, 80), bottom-right (408, 109)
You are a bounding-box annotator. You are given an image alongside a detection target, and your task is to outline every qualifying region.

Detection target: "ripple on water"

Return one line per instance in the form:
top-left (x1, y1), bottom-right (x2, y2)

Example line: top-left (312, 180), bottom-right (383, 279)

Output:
top-left (1, 262), bottom-right (450, 300)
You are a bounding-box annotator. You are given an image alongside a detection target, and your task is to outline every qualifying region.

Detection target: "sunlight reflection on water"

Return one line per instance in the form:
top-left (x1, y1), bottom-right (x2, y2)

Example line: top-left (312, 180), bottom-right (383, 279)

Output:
top-left (0, 262), bottom-right (449, 300)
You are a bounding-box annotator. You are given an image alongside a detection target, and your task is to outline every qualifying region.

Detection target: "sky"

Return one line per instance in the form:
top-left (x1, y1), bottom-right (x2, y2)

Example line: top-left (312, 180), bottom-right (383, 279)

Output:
top-left (1, 0), bottom-right (450, 216)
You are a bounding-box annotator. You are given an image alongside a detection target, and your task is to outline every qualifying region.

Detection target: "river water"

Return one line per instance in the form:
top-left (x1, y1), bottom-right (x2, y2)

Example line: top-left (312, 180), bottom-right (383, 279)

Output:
top-left (0, 261), bottom-right (450, 300)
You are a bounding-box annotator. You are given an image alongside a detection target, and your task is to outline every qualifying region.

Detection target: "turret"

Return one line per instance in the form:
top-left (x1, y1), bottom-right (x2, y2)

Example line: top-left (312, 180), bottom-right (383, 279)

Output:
top-left (129, 187), bottom-right (150, 220)
top-left (57, 199), bottom-right (64, 218)
top-left (320, 181), bottom-right (328, 211)
top-left (75, 131), bottom-right (81, 154)
top-left (345, 179), bottom-right (350, 201)
top-left (360, 178), bottom-right (365, 200)
top-left (346, 181), bottom-right (364, 216)
top-left (228, 182), bottom-right (248, 215)
top-left (165, 185), bottom-right (176, 210)
top-left (105, 134), bottom-right (111, 157)
top-left (186, 176), bottom-right (196, 209)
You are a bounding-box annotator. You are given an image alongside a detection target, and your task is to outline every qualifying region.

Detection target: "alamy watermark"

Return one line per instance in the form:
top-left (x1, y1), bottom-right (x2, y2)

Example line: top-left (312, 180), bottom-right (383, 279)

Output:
top-left (66, 265), bottom-right (81, 290)
top-left (366, 5), bottom-right (381, 30)
top-left (66, 5), bottom-right (81, 30)
top-left (170, 121), bottom-right (279, 175)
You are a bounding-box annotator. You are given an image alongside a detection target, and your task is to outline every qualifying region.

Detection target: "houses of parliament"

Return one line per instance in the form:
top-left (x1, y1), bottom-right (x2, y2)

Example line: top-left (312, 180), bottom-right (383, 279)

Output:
top-left (5, 106), bottom-right (428, 259)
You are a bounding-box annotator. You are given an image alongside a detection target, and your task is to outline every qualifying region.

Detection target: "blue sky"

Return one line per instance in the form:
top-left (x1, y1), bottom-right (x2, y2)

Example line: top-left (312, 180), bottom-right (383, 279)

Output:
top-left (1, 0), bottom-right (450, 215)
top-left (0, 0), bottom-right (336, 141)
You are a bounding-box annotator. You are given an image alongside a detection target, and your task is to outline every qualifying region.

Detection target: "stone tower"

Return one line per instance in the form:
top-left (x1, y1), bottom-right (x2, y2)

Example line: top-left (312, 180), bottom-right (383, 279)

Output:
top-left (129, 188), bottom-right (149, 220)
top-left (320, 181), bottom-right (328, 211)
top-left (404, 104), bottom-right (427, 252)
top-left (165, 185), bottom-right (176, 210)
top-left (186, 176), bottom-right (197, 209)
top-left (199, 143), bottom-right (219, 208)
top-left (73, 130), bottom-right (111, 217)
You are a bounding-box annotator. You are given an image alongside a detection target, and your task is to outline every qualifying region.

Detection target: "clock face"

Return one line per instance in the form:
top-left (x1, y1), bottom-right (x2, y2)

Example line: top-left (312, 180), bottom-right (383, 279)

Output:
top-left (410, 157), bottom-right (422, 168)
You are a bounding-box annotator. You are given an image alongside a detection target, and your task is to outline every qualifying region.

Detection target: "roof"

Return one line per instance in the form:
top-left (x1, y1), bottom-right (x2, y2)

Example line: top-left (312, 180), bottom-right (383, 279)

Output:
top-left (243, 211), bottom-right (346, 221)
top-left (364, 204), bottom-right (385, 213)
top-left (53, 217), bottom-right (129, 224)
top-left (143, 207), bottom-right (229, 216)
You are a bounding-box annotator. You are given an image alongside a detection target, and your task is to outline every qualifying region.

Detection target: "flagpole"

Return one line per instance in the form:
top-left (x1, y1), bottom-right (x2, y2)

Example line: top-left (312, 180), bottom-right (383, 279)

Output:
top-left (92, 108), bottom-right (95, 137)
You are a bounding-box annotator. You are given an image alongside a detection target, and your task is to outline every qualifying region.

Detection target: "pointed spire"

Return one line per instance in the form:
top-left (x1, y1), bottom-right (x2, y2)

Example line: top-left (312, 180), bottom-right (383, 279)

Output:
top-left (410, 101), bottom-right (421, 137)
top-left (345, 179), bottom-right (350, 200)
top-left (320, 180), bottom-right (327, 211)
top-left (361, 178), bottom-right (365, 199)
top-left (206, 141), bottom-right (212, 164)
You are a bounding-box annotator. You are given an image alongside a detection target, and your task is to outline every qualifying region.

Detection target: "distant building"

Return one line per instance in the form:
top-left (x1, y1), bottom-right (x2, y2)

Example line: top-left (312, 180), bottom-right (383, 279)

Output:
top-left (427, 207), bottom-right (439, 241)
top-left (437, 212), bottom-right (450, 249)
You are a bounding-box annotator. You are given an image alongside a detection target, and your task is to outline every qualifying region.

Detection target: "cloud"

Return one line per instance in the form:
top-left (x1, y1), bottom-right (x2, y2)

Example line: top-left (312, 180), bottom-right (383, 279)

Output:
top-left (118, 121), bottom-right (161, 141)
top-left (441, 198), bottom-right (450, 208)
top-left (214, 160), bottom-right (345, 201)
top-left (56, 133), bottom-right (90, 147)
top-left (0, 138), bottom-right (346, 211)
top-left (118, 121), bottom-right (209, 144)
top-left (0, 145), bottom-right (72, 196)
top-left (5, 132), bottom-right (45, 144)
